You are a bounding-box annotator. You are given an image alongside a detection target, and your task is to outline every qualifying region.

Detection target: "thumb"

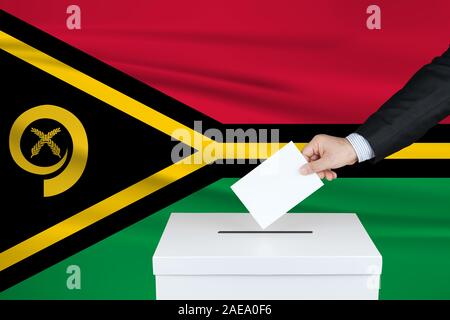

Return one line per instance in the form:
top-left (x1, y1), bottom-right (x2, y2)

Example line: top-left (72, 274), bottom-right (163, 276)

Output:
top-left (300, 158), bottom-right (330, 175)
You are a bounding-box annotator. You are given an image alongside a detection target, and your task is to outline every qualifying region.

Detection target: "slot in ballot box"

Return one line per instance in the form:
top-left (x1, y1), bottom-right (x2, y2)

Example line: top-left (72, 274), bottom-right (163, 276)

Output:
top-left (153, 213), bottom-right (382, 300)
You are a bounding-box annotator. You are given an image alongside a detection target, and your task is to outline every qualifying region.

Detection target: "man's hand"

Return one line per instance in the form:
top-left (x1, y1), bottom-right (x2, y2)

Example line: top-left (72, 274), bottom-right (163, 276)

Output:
top-left (299, 134), bottom-right (358, 181)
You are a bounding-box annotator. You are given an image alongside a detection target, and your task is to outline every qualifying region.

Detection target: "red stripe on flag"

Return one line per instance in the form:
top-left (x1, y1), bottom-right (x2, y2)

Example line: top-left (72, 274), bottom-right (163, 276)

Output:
top-left (2, 0), bottom-right (450, 124)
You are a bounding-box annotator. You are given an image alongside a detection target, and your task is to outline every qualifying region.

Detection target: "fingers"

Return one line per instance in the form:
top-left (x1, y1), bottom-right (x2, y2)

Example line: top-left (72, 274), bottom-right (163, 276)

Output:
top-left (325, 170), bottom-right (337, 181)
top-left (301, 143), bottom-right (315, 158)
top-left (301, 135), bottom-right (321, 158)
top-left (316, 170), bottom-right (337, 181)
top-left (300, 158), bottom-right (329, 175)
top-left (299, 163), bottom-right (311, 175)
top-left (302, 168), bottom-right (337, 181)
top-left (300, 134), bottom-right (340, 180)
top-left (303, 154), bottom-right (319, 163)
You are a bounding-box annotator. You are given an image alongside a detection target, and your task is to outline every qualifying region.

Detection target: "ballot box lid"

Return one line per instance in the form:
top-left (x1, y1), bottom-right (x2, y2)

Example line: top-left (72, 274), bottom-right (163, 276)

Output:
top-left (153, 213), bottom-right (382, 275)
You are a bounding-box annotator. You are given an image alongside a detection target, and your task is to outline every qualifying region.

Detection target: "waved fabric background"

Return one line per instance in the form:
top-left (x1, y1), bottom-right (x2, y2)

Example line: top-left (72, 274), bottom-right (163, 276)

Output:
top-left (2, 0), bottom-right (450, 123)
top-left (1, 1), bottom-right (450, 299)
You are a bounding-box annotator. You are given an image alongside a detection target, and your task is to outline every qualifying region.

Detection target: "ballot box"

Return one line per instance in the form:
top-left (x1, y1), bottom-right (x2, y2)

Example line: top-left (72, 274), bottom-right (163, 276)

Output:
top-left (153, 213), bottom-right (382, 300)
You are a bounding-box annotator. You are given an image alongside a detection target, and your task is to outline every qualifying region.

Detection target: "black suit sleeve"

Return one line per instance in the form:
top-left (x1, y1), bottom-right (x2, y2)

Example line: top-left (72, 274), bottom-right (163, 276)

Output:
top-left (356, 46), bottom-right (450, 162)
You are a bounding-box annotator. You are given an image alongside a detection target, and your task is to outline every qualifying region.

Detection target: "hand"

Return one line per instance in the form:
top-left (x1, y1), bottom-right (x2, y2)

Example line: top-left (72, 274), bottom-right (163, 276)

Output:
top-left (299, 134), bottom-right (358, 181)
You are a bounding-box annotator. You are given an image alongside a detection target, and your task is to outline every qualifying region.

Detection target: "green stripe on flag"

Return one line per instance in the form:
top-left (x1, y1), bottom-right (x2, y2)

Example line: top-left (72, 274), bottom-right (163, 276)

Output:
top-left (1, 178), bottom-right (450, 300)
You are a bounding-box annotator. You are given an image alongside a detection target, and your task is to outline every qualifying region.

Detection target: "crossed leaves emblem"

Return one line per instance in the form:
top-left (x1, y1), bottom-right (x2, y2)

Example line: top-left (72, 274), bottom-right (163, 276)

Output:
top-left (30, 127), bottom-right (62, 158)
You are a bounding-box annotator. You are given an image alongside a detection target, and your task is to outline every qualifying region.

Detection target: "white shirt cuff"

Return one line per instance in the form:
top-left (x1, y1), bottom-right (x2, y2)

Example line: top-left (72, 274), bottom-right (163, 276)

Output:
top-left (346, 133), bottom-right (375, 163)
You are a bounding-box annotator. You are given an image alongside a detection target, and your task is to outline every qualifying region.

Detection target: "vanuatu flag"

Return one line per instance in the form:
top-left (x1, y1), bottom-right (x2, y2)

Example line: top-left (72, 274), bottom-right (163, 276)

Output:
top-left (0, 1), bottom-right (450, 300)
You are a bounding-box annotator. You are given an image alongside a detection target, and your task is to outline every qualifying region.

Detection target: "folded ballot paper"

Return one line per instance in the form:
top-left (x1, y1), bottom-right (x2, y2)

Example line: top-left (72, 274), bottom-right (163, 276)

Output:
top-left (231, 141), bottom-right (324, 229)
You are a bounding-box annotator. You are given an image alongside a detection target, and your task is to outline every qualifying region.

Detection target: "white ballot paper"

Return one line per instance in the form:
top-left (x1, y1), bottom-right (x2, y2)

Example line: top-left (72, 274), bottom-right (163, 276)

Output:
top-left (231, 141), bottom-right (324, 229)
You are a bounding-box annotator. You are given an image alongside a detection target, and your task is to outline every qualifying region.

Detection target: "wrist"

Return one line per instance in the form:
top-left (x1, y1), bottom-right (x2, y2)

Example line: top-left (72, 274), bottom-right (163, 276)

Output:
top-left (343, 138), bottom-right (358, 165)
top-left (345, 133), bottom-right (375, 163)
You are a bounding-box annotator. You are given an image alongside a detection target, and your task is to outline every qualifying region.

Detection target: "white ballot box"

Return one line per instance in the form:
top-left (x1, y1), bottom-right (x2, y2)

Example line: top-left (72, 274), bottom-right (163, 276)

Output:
top-left (153, 213), bottom-right (382, 300)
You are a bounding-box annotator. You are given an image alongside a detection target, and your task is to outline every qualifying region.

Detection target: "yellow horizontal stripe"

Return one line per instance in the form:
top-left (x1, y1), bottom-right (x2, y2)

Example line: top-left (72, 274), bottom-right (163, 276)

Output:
top-left (386, 143), bottom-right (450, 159)
top-left (218, 143), bottom-right (450, 159)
